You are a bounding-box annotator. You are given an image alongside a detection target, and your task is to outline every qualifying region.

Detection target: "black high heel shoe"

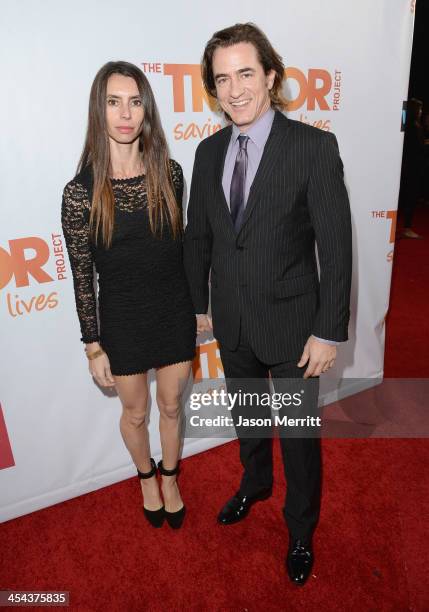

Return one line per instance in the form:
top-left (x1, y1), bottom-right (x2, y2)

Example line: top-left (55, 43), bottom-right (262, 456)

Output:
top-left (158, 460), bottom-right (186, 529)
top-left (137, 458), bottom-right (165, 528)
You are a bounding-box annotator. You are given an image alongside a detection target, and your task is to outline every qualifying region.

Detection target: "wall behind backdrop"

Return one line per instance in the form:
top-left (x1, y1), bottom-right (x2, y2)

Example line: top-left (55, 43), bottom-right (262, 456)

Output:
top-left (0, 0), bottom-right (414, 522)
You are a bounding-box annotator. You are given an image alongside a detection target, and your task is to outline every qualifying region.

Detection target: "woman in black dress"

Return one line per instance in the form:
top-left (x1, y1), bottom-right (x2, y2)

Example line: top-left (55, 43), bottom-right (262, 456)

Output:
top-left (61, 61), bottom-right (196, 529)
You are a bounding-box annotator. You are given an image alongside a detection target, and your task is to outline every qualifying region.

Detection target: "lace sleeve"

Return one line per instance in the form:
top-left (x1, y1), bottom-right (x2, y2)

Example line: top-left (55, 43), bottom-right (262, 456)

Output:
top-left (61, 179), bottom-right (99, 343)
top-left (169, 158), bottom-right (184, 211)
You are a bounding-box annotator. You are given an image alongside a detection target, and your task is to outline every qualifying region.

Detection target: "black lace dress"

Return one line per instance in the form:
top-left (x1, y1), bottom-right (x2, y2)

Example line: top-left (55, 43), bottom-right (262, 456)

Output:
top-left (61, 159), bottom-right (196, 375)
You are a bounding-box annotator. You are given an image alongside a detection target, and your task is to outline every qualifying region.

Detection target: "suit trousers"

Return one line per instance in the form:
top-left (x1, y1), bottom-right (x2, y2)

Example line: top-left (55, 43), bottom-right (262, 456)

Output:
top-left (218, 317), bottom-right (322, 540)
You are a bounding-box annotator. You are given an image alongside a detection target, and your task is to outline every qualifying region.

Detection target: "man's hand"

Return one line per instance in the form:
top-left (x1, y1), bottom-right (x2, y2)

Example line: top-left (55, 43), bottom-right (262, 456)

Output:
top-left (196, 314), bottom-right (213, 335)
top-left (297, 335), bottom-right (336, 379)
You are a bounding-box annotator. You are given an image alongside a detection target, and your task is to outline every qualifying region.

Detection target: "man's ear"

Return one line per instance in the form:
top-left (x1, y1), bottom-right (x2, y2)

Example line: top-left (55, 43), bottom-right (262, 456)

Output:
top-left (267, 69), bottom-right (276, 90)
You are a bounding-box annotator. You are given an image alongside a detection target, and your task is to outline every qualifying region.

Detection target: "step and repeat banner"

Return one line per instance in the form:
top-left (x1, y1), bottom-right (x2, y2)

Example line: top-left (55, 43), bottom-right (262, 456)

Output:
top-left (0, 1), bottom-right (414, 522)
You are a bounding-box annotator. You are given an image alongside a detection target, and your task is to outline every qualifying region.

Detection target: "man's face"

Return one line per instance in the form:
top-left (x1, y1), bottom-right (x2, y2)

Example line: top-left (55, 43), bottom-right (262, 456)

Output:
top-left (212, 42), bottom-right (275, 132)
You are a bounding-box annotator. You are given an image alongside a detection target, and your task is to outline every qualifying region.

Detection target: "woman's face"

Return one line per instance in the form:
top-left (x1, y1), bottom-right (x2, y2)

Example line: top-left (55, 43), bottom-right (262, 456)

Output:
top-left (105, 74), bottom-right (144, 144)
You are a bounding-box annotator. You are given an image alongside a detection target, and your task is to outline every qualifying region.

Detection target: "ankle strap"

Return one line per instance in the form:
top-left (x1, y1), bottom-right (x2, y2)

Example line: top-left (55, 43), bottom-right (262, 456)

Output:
top-left (157, 459), bottom-right (180, 476)
top-left (137, 457), bottom-right (157, 479)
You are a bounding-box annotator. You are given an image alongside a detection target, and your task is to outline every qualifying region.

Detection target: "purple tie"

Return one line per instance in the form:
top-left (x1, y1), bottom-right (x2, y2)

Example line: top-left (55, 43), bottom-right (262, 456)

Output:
top-left (230, 134), bottom-right (249, 232)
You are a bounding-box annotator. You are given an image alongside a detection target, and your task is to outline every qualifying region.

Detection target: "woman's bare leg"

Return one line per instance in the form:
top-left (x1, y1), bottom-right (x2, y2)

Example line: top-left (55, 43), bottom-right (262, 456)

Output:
top-left (155, 361), bottom-right (192, 512)
top-left (114, 373), bottom-right (162, 511)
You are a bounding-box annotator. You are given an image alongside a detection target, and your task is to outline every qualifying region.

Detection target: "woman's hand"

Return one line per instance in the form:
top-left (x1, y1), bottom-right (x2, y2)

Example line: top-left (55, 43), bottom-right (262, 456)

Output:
top-left (196, 314), bottom-right (212, 334)
top-left (86, 344), bottom-right (115, 387)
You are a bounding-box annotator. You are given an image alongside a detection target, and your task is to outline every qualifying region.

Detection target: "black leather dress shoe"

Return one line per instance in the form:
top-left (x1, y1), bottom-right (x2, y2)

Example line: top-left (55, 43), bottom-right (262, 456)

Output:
top-left (217, 489), bottom-right (272, 525)
top-left (286, 538), bottom-right (314, 586)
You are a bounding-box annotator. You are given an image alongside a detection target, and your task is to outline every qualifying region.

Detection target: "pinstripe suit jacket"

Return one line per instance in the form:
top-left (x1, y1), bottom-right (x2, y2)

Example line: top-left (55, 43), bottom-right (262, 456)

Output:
top-left (183, 110), bottom-right (352, 364)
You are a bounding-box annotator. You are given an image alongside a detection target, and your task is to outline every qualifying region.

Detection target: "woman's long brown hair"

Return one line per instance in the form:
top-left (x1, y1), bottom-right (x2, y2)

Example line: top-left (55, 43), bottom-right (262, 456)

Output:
top-left (78, 61), bottom-right (180, 247)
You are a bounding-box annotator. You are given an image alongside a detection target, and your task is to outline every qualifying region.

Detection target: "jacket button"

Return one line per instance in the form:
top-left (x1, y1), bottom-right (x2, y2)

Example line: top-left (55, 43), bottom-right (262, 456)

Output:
top-left (237, 245), bottom-right (244, 251)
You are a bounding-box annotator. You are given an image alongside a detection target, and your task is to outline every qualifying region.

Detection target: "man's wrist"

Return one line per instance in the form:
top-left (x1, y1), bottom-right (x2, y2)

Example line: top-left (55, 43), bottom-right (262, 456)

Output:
top-left (311, 335), bottom-right (340, 346)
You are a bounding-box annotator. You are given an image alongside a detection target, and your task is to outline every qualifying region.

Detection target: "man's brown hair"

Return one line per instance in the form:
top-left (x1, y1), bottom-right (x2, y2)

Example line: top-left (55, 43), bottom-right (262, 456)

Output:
top-left (201, 23), bottom-right (287, 112)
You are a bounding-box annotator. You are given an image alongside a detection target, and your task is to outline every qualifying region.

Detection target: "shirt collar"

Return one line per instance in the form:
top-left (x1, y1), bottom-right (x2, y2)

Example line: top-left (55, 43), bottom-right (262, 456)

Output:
top-left (231, 107), bottom-right (275, 150)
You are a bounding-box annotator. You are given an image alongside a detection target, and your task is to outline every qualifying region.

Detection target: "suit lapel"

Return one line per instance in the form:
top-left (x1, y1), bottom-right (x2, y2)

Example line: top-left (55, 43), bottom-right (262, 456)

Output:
top-left (213, 125), bottom-right (236, 236)
top-left (237, 111), bottom-right (290, 237)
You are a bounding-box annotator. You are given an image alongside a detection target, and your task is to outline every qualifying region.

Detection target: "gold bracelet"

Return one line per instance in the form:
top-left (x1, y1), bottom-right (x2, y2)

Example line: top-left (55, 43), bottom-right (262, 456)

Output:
top-left (86, 348), bottom-right (105, 361)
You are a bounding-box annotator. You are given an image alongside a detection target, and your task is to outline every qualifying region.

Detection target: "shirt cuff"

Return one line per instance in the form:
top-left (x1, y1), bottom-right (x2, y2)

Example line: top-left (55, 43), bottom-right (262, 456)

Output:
top-left (312, 335), bottom-right (340, 346)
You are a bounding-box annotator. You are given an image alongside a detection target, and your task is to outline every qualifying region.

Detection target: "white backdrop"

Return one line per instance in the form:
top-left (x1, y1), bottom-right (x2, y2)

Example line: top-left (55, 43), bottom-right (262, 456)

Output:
top-left (0, 0), bottom-right (414, 522)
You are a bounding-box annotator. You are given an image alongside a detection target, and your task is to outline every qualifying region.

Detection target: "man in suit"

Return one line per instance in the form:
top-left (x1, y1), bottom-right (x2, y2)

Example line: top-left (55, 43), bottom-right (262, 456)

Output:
top-left (184, 23), bottom-right (352, 585)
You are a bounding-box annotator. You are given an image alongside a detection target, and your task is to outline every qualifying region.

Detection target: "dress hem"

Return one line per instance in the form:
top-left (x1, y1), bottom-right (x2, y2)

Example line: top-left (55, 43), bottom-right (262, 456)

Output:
top-left (111, 354), bottom-right (196, 377)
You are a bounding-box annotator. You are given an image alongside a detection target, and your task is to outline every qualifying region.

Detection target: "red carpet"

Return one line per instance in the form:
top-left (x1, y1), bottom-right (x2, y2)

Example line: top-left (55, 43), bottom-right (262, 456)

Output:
top-left (1, 207), bottom-right (428, 611)
top-left (384, 204), bottom-right (429, 377)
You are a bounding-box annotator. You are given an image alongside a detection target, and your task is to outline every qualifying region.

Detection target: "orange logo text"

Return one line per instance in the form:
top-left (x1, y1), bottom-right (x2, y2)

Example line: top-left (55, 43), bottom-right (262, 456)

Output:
top-left (1, 233), bottom-right (67, 318)
top-left (192, 341), bottom-right (224, 381)
top-left (372, 210), bottom-right (397, 262)
top-left (142, 63), bottom-right (340, 135)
